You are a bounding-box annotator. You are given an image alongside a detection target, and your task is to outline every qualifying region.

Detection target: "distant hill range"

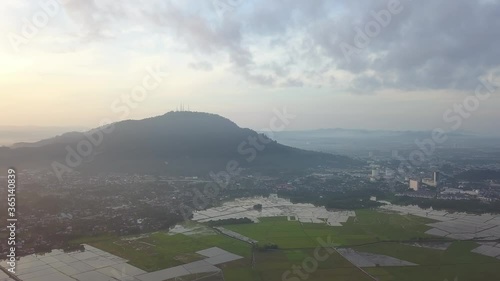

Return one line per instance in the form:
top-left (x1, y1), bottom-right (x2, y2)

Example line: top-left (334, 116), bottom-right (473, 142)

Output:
top-left (267, 128), bottom-right (474, 139)
top-left (11, 132), bottom-right (85, 149)
top-left (0, 112), bottom-right (358, 176)
top-left (0, 126), bottom-right (87, 147)
top-left (264, 128), bottom-right (500, 157)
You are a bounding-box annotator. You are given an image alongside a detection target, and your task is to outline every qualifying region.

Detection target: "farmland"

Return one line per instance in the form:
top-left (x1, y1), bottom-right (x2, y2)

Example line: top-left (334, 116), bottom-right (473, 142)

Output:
top-left (71, 223), bottom-right (251, 272)
top-left (359, 241), bottom-right (500, 281)
top-left (224, 209), bottom-right (436, 247)
top-left (69, 209), bottom-right (500, 281)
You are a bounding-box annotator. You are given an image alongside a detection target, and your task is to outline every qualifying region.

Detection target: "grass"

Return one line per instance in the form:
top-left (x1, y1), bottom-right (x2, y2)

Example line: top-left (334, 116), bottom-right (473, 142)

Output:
top-left (357, 241), bottom-right (500, 281)
top-left (71, 209), bottom-right (500, 281)
top-left (224, 209), bottom-right (437, 249)
top-left (225, 216), bottom-right (319, 249)
top-left (217, 209), bottom-right (446, 280)
top-left (223, 209), bottom-right (500, 281)
top-left (71, 223), bottom-right (251, 272)
top-left (249, 249), bottom-right (374, 281)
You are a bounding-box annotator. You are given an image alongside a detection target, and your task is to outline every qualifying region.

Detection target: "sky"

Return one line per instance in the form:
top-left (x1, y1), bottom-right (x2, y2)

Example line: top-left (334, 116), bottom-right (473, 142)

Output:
top-left (1, 0), bottom-right (500, 137)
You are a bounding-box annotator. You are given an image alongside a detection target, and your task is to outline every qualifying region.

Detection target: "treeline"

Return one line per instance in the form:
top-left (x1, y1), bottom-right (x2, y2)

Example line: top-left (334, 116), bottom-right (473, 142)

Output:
top-left (392, 197), bottom-right (500, 214)
top-left (207, 218), bottom-right (254, 226)
top-left (277, 189), bottom-right (384, 210)
top-left (324, 198), bottom-right (382, 210)
top-left (456, 169), bottom-right (500, 181)
top-left (257, 242), bottom-right (279, 251)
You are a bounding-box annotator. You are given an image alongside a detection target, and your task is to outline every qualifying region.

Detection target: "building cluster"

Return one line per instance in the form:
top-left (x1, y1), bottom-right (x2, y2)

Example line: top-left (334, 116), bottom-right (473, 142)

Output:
top-left (409, 172), bottom-right (440, 191)
top-left (2, 156), bottom-right (499, 259)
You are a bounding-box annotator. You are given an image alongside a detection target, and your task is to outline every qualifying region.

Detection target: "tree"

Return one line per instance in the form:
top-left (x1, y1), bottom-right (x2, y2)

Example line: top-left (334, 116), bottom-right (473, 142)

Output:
top-left (253, 204), bottom-right (263, 211)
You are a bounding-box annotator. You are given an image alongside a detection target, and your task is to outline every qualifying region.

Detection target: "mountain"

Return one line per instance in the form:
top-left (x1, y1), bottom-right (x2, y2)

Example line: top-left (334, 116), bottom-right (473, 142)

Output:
top-left (265, 128), bottom-right (497, 157)
top-left (11, 132), bottom-right (85, 149)
top-left (0, 125), bottom-right (87, 147)
top-left (0, 112), bottom-right (358, 177)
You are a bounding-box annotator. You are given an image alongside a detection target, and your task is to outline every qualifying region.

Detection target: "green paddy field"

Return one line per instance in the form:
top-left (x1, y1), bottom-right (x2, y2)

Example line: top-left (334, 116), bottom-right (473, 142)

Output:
top-left (73, 210), bottom-right (500, 281)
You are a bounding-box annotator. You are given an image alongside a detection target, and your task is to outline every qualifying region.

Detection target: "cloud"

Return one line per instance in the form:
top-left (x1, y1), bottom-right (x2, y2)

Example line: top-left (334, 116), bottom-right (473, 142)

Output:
top-left (188, 61), bottom-right (213, 71)
top-left (309, 0), bottom-right (500, 92)
top-left (280, 78), bottom-right (304, 88)
top-left (350, 74), bottom-right (383, 94)
top-left (61, 0), bottom-right (125, 41)
top-left (14, 0), bottom-right (500, 92)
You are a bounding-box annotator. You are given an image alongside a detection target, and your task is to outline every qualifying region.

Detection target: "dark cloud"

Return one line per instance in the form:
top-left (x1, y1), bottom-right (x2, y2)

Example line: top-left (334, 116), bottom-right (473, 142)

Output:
top-left (309, 0), bottom-right (500, 91)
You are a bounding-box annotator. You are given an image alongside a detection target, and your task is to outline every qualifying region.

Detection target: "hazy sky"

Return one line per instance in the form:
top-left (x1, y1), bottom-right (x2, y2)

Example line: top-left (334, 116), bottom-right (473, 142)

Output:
top-left (1, 0), bottom-right (500, 134)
